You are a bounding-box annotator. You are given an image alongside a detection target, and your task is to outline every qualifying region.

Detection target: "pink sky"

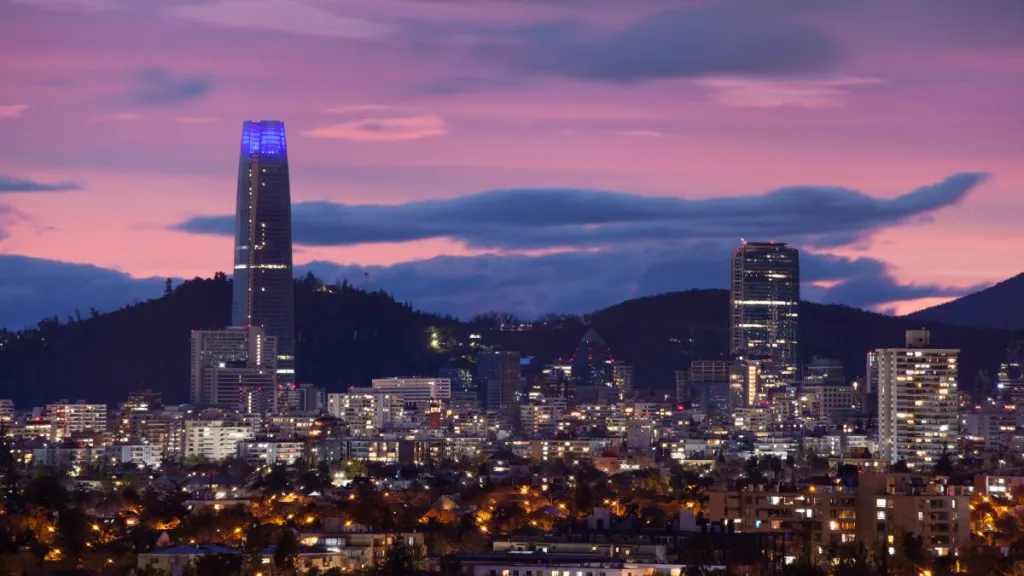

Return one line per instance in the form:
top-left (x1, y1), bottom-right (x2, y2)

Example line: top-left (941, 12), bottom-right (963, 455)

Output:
top-left (1, 0), bottom-right (1022, 318)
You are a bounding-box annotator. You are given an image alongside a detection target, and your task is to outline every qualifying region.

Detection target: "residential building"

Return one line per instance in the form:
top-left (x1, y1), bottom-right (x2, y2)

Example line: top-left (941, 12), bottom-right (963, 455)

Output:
top-left (237, 439), bottom-right (304, 466)
top-left (108, 442), bottom-right (163, 468)
top-left (44, 400), bottom-right (106, 440)
top-left (183, 419), bottom-right (254, 461)
top-left (520, 397), bottom-right (567, 437)
top-left (326, 390), bottom-right (405, 432)
top-left (371, 377), bottom-right (452, 406)
top-left (877, 329), bottom-right (959, 468)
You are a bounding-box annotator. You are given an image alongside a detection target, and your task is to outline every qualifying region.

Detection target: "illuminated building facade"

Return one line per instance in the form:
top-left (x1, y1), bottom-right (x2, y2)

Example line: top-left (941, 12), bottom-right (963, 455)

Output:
top-left (44, 400), bottom-right (107, 440)
top-left (877, 330), bottom-right (959, 468)
top-left (232, 120), bottom-right (296, 386)
top-left (729, 241), bottom-right (800, 382)
top-left (371, 377), bottom-right (452, 406)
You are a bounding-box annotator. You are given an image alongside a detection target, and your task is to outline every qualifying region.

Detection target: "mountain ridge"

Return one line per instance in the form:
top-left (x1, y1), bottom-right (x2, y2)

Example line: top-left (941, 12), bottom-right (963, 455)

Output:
top-left (906, 273), bottom-right (1024, 331)
top-left (0, 275), bottom-right (1013, 407)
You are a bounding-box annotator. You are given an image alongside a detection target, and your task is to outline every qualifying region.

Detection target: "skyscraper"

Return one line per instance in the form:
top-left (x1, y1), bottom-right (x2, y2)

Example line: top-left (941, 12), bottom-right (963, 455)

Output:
top-left (877, 329), bottom-right (958, 468)
top-left (232, 121), bottom-right (296, 386)
top-left (729, 241), bottom-right (800, 381)
top-left (477, 350), bottom-right (521, 411)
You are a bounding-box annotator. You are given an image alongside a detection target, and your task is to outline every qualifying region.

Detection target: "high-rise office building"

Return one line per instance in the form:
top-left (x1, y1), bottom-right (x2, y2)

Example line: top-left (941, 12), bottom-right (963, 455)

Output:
top-left (441, 364), bottom-right (476, 407)
top-left (997, 339), bottom-right (1024, 403)
top-left (477, 350), bottom-right (522, 411)
top-left (190, 326), bottom-right (278, 412)
top-left (571, 328), bottom-right (614, 389)
top-left (877, 329), bottom-right (959, 468)
top-left (232, 121), bottom-right (296, 387)
top-left (730, 241), bottom-right (800, 381)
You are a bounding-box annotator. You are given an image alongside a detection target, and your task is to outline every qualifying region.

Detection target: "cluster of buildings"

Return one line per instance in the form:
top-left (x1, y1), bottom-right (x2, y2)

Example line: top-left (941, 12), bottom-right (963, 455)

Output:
top-left (4, 121), bottom-right (1024, 572)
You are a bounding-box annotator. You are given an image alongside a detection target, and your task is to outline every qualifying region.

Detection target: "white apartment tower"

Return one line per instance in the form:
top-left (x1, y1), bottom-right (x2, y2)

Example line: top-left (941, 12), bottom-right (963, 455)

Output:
top-left (371, 378), bottom-right (452, 406)
top-left (877, 329), bottom-right (959, 468)
top-left (183, 420), bottom-right (255, 461)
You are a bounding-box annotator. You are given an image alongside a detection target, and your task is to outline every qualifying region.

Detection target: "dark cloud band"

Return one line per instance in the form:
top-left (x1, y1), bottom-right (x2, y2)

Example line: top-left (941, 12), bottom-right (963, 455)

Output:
top-left (174, 172), bottom-right (987, 251)
top-left (0, 175), bottom-right (80, 193)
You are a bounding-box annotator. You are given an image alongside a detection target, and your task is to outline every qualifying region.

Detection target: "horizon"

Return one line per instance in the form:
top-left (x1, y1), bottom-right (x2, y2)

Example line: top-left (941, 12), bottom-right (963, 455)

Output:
top-left (2, 1), bottom-right (1022, 328)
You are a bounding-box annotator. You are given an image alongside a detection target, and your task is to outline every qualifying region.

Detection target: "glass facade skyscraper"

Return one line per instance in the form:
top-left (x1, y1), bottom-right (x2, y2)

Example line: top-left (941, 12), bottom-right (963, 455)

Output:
top-left (232, 121), bottom-right (296, 386)
top-left (729, 241), bottom-right (800, 381)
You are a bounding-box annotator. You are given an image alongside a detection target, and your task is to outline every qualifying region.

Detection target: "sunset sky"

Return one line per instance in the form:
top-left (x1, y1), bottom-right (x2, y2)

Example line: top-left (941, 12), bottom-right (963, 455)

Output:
top-left (1, 0), bottom-right (1022, 327)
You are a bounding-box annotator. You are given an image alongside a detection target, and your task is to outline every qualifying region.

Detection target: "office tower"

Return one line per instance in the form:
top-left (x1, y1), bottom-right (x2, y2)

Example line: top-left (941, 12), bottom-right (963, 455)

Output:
top-left (572, 328), bottom-right (614, 388)
top-left (441, 365), bottom-right (476, 406)
top-left (232, 120), bottom-right (296, 387)
top-left (803, 357), bottom-right (845, 386)
top-left (877, 329), bottom-right (959, 468)
top-left (477, 350), bottom-right (521, 411)
top-left (371, 378), bottom-right (452, 407)
top-left (190, 326), bottom-right (278, 412)
top-left (684, 360), bottom-right (742, 413)
top-left (674, 370), bottom-right (688, 405)
top-left (865, 351), bottom-right (879, 395)
top-left (541, 363), bottom-right (572, 400)
top-left (729, 241), bottom-right (800, 382)
top-left (295, 383), bottom-right (327, 413)
top-left (997, 339), bottom-right (1024, 404)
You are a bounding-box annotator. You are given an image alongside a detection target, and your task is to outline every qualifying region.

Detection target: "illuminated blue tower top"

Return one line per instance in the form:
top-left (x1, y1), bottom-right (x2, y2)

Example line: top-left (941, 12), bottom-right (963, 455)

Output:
top-left (241, 120), bottom-right (288, 158)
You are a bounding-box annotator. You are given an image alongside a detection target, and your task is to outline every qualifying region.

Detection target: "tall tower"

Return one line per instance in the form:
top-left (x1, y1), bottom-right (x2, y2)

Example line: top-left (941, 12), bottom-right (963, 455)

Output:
top-left (477, 350), bottom-right (521, 411)
top-left (729, 241), bottom-right (800, 382)
top-left (877, 329), bottom-right (959, 468)
top-left (233, 121), bottom-right (296, 387)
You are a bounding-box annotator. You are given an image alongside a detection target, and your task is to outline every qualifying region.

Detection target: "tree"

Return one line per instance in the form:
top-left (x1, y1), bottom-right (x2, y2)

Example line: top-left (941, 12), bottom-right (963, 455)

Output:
top-left (24, 474), bottom-right (67, 511)
top-left (779, 560), bottom-right (827, 576)
top-left (934, 451), bottom-right (955, 476)
top-left (263, 465), bottom-right (291, 496)
top-left (830, 543), bottom-right (877, 576)
top-left (273, 529), bottom-right (299, 572)
top-left (244, 523), bottom-right (269, 566)
top-left (377, 540), bottom-right (418, 576)
top-left (56, 506), bottom-right (88, 561)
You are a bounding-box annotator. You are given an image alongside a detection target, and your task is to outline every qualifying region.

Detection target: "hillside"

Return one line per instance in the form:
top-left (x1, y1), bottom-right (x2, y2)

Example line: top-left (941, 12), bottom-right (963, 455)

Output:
top-left (0, 274), bottom-right (457, 407)
top-left (907, 273), bottom-right (1024, 330)
top-left (0, 280), bottom-right (1014, 407)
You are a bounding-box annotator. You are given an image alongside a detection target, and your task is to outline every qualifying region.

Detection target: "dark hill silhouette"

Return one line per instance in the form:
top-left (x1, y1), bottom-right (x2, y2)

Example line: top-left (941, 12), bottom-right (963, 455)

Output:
top-left (0, 273), bottom-right (458, 407)
top-left (907, 273), bottom-right (1024, 330)
top-left (506, 289), bottom-right (1008, 393)
top-left (0, 280), bottom-right (1013, 407)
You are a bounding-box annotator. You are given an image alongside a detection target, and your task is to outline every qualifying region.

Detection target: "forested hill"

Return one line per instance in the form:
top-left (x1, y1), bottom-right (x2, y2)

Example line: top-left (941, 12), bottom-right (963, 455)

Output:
top-left (0, 277), bottom-right (1013, 407)
top-left (0, 274), bottom-right (457, 406)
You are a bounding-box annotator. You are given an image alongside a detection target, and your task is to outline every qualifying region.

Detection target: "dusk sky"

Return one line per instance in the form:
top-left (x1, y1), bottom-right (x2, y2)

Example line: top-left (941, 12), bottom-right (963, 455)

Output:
top-left (1, 0), bottom-right (1022, 327)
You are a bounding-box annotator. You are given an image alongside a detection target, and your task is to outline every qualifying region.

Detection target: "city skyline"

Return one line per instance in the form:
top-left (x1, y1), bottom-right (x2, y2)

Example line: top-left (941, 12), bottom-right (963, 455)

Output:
top-left (1, 1), bottom-right (1023, 328)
